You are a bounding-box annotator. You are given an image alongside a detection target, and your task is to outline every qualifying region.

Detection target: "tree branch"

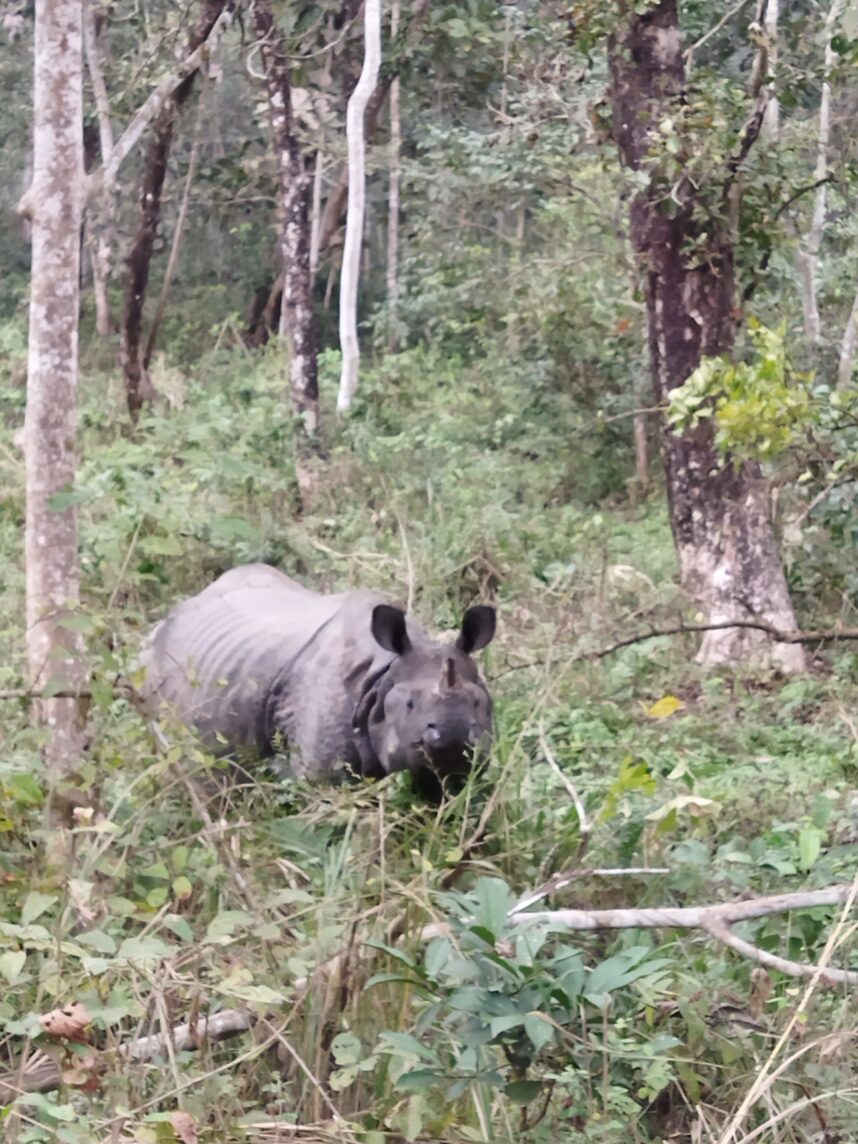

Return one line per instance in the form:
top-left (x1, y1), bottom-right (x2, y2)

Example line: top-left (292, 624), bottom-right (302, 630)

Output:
top-left (84, 4), bottom-right (234, 200)
top-left (82, 0), bottom-right (114, 162)
top-left (0, 1010), bottom-right (253, 1103)
top-left (724, 93), bottom-right (768, 195)
top-left (425, 884), bottom-right (858, 985)
top-left (490, 620), bottom-right (858, 680)
top-left (586, 619), bottom-right (858, 660)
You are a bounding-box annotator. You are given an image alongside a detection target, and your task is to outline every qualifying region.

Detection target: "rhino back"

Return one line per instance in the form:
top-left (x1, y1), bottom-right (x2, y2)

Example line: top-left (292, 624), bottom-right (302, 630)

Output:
top-left (140, 564), bottom-right (352, 753)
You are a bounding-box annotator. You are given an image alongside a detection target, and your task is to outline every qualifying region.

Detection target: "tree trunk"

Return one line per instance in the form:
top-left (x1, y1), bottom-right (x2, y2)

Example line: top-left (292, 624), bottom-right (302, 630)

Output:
top-left (838, 290), bottom-right (858, 389)
top-left (761, 0), bottom-right (779, 139)
top-left (143, 90), bottom-right (204, 369)
top-left (634, 410), bottom-right (649, 494)
top-left (316, 0), bottom-right (431, 259)
top-left (795, 0), bottom-right (845, 349)
top-left (82, 0), bottom-right (115, 337)
top-left (120, 0), bottom-right (226, 421)
top-left (337, 0), bottom-right (382, 412)
top-left (386, 0), bottom-right (401, 352)
top-left (608, 0), bottom-right (805, 672)
top-left (309, 149), bottom-right (324, 285)
top-left (24, 0), bottom-right (88, 825)
top-left (252, 0), bottom-right (320, 434)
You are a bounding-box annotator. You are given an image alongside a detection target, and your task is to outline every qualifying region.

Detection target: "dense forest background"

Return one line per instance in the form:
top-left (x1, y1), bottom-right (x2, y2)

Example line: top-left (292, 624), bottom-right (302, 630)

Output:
top-left (1, 1), bottom-right (857, 1141)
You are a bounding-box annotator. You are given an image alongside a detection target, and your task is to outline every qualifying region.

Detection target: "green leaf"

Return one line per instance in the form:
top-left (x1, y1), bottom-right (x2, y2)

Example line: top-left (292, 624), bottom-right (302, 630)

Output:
top-left (209, 516), bottom-right (257, 541)
top-left (329, 1064), bottom-right (361, 1091)
top-left (172, 876), bottom-right (193, 900)
top-left (18, 1093), bottom-right (78, 1121)
top-left (21, 891), bottom-right (57, 926)
top-left (90, 678), bottom-right (115, 710)
top-left (140, 862), bottom-right (170, 880)
top-left (116, 934), bottom-right (173, 962)
top-left (77, 929), bottom-right (117, 955)
top-left (396, 1068), bottom-right (443, 1093)
top-left (798, 826), bottom-right (822, 870)
top-left (505, 1079), bottom-right (544, 1104)
top-left (204, 910), bottom-right (254, 943)
top-left (490, 1014), bottom-right (524, 1037)
top-left (139, 534), bottom-right (183, 556)
top-left (219, 982), bottom-right (284, 1006)
top-left (524, 1013), bottom-right (554, 1051)
top-left (0, 950), bottom-right (27, 984)
top-left (586, 948), bottom-right (671, 997)
top-left (46, 489), bottom-right (87, 512)
top-left (163, 914), bottom-right (194, 942)
top-left (378, 1031), bottom-right (440, 1065)
top-left (330, 1031), bottom-right (362, 1066)
top-left (57, 612), bottom-right (97, 634)
top-left (472, 876), bottom-right (512, 940)
top-left (7, 773), bottom-right (43, 806)
top-left (424, 937), bottom-right (451, 978)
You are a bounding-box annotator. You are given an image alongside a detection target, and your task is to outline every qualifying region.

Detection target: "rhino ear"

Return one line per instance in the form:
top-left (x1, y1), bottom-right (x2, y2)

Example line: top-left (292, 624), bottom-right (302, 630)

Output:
top-left (457, 605), bottom-right (496, 654)
top-left (372, 604), bottom-right (412, 656)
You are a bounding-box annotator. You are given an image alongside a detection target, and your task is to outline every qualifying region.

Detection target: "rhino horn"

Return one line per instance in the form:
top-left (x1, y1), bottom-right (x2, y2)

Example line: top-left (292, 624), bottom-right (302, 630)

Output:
top-left (440, 656), bottom-right (459, 693)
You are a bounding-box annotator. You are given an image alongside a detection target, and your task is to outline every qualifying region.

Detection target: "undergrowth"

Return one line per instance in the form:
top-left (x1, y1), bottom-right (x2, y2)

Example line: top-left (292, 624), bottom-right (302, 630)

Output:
top-left (0, 334), bottom-right (856, 1142)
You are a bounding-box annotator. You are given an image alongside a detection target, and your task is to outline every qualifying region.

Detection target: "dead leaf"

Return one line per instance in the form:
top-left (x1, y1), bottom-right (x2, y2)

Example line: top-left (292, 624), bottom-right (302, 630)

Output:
top-left (39, 1001), bottom-right (92, 1042)
top-left (748, 967), bottom-right (772, 1019)
top-left (646, 695), bottom-right (684, 719)
top-left (62, 1053), bottom-right (103, 1094)
top-left (169, 1111), bottom-right (198, 1144)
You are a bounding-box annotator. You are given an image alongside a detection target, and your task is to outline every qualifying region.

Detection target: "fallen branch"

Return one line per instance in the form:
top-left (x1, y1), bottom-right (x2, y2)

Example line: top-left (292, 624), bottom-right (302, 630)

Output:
top-left (423, 884), bottom-right (858, 986)
top-left (537, 718), bottom-right (592, 838)
top-left (0, 1010), bottom-right (252, 1104)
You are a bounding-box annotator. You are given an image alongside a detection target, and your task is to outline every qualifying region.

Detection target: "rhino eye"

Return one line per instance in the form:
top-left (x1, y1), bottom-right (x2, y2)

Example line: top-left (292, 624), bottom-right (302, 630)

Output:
top-left (407, 699), bottom-right (415, 710)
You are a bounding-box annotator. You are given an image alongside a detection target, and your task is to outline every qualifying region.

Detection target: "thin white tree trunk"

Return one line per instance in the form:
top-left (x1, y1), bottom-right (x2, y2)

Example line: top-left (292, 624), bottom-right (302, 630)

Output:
top-left (24, 0), bottom-right (88, 820)
top-left (386, 0), bottom-right (401, 351)
top-left (761, 0), bottom-right (779, 138)
top-left (796, 0), bottom-right (845, 347)
top-left (337, 0), bottom-right (381, 412)
top-left (82, 0), bottom-right (115, 336)
top-left (838, 290), bottom-right (858, 389)
top-left (309, 149), bottom-right (323, 284)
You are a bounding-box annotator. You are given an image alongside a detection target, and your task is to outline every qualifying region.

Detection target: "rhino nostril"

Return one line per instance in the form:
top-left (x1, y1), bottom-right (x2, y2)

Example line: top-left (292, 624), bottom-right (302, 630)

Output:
top-left (423, 725), bottom-right (442, 747)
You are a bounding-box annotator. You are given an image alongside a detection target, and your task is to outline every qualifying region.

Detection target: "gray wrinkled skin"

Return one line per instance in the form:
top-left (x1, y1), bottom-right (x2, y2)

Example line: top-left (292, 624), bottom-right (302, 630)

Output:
top-left (138, 564), bottom-right (496, 798)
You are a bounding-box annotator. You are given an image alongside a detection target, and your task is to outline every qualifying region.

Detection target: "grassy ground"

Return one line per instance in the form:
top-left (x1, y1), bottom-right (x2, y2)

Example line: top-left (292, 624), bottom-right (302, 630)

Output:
top-left (0, 335), bottom-right (856, 1142)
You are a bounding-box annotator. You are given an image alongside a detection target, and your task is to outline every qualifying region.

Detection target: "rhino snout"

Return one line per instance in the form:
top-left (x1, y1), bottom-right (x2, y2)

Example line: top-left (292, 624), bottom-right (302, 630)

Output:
top-left (421, 719), bottom-right (480, 752)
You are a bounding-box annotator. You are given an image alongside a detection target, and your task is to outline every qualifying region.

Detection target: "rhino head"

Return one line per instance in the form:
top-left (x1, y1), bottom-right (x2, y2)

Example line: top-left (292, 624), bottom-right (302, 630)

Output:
top-left (356, 603), bottom-right (496, 801)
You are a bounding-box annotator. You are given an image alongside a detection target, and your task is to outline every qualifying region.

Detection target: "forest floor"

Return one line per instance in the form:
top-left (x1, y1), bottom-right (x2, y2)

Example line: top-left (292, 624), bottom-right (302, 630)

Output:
top-left (0, 338), bottom-right (856, 1142)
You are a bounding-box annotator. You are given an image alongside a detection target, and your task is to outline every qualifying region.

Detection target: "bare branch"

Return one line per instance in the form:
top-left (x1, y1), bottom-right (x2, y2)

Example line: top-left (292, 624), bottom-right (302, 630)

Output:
top-left (685, 0), bottom-right (755, 70)
top-left (587, 619), bottom-right (858, 660)
top-left (538, 718), bottom-right (592, 838)
top-left (511, 867), bottom-right (670, 915)
top-left (85, 5), bottom-right (234, 200)
top-left (82, 0), bottom-right (114, 162)
top-left (0, 1010), bottom-right (253, 1103)
top-left (424, 884), bottom-right (858, 985)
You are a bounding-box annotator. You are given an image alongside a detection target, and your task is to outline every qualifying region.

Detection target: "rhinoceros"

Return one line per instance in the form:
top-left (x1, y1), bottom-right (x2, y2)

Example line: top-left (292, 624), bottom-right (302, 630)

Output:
top-left (138, 563), bottom-right (496, 799)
